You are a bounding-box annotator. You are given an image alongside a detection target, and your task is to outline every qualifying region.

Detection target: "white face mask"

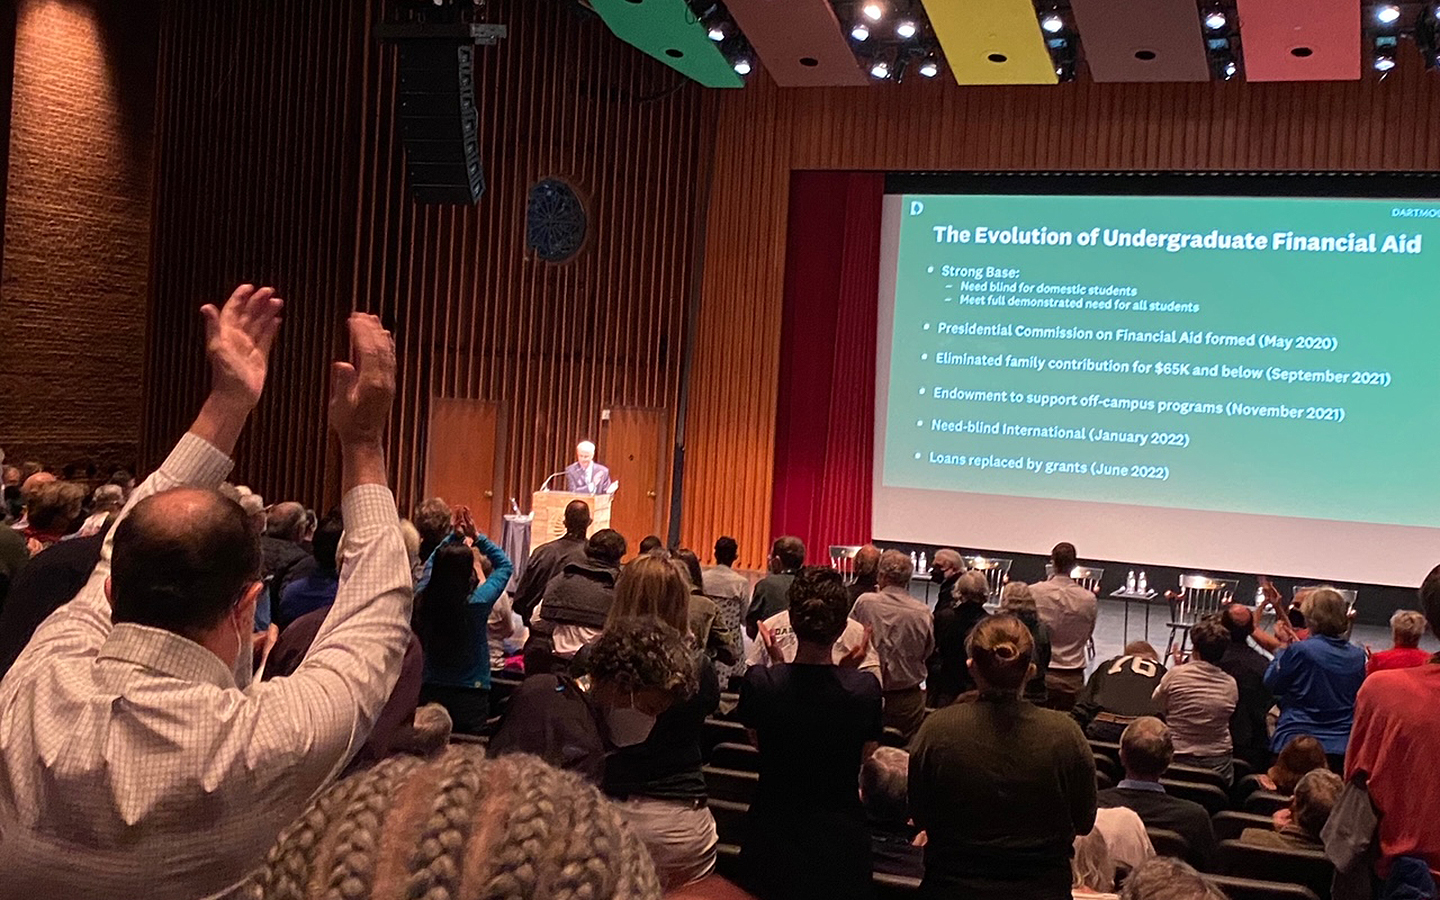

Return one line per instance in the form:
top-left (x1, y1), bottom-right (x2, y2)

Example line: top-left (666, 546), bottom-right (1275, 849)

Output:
top-left (231, 608), bottom-right (254, 692)
top-left (606, 705), bottom-right (656, 748)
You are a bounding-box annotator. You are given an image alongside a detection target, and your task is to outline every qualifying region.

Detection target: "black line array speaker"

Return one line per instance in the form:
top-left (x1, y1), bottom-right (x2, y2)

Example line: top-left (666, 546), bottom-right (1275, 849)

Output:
top-left (396, 41), bottom-right (485, 205)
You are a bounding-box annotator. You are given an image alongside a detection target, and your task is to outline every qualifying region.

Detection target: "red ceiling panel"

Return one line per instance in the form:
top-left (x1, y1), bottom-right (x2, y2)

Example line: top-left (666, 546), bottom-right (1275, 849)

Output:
top-left (726, 0), bottom-right (869, 86)
top-left (1071, 0), bottom-right (1210, 82)
top-left (1237, 0), bottom-right (1360, 81)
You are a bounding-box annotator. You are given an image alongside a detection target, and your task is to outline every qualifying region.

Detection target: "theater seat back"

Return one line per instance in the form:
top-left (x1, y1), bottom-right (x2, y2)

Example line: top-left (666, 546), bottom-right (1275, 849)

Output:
top-left (1219, 839), bottom-right (1333, 900)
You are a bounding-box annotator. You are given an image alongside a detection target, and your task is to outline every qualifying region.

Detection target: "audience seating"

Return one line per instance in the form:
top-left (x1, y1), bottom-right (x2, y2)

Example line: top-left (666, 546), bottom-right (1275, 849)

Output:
top-left (874, 872), bottom-right (922, 899)
top-left (1232, 758), bottom-right (1255, 780)
top-left (880, 726), bottom-right (909, 748)
top-left (1242, 790), bottom-right (1291, 817)
top-left (1161, 779), bottom-right (1231, 815)
top-left (704, 717), bottom-right (749, 754)
top-left (1146, 827), bottom-right (1191, 861)
top-left (1168, 763), bottom-right (1231, 793)
top-left (1213, 811), bottom-right (1278, 842)
top-left (1206, 875), bottom-right (1322, 900)
top-left (1097, 770), bottom-right (1115, 791)
top-left (1219, 840), bottom-right (1333, 900)
top-left (1233, 773), bottom-right (1268, 805)
top-left (704, 766), bottom-right (758, 805)
top-left (710, 741), bottom-right (759, 772)
top-left (1089, 740), bottom-right (1123, 766)
top-left (1092, 753), bottom-right (1122, 784)
top-left (710, 798), bottom-right (748, 845)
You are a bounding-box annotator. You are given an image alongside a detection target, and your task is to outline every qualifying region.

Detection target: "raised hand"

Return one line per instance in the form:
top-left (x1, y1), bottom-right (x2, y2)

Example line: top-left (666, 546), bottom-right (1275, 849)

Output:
top-left (758, 620), bottom-right (783, 665)
top-left (329, 313), bottom-right (396, 447)
top-left (200, 284), bottom-right (283, 408)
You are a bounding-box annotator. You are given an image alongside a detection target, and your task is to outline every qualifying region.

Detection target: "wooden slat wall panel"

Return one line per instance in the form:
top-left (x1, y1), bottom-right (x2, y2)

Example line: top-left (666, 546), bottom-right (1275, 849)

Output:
top-left (144, 0), bottom-right (707, 525)
top-left (684, 54), bottom-right (1440, 569)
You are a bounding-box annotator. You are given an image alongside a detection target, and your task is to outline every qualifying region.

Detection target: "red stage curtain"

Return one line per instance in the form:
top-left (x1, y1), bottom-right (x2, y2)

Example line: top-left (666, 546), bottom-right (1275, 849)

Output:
top-left (770, 171), bottom-right (884, 564)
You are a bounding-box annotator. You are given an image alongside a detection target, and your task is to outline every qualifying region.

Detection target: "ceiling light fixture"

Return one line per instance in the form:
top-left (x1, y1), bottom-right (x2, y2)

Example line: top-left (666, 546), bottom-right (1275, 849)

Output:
top-left (896, 19), bottom-right (918, 39)
top-left (707, 24), bottom-right (726, 42)
top-left (870, 59), bottom-right (891, 78)
top-left (1377, 5), bottom-right (1401, 25)
top-left (733, 57), bottom-right (753, 75)
top-left (851, 22), bottom-right (871, 41)
top-left (918, 56), bottom-right (940, 77)
top-left (863, 2), bottom-right (884, 22)
top-left (1204, 11), bottom-right (1227, 31)
top-left (1040, 14), bottom-right (1064, 34)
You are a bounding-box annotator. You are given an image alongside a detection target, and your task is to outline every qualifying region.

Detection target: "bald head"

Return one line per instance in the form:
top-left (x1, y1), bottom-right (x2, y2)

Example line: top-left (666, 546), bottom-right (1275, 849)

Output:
top-left (854, 544), bottom-right (881, 578)
top-left (1222, 603), bottom-right (1254, 642)
top-left (564, 499), bottom-right (593, 536)
top-left (111, 488), bottom-right (262, 641)
top-left (20, 470), bottom-right (55, 502)
top-left (267, 500), bottom-right (307, 542)
top-left (1120, 716), bottom-right (1174, 780)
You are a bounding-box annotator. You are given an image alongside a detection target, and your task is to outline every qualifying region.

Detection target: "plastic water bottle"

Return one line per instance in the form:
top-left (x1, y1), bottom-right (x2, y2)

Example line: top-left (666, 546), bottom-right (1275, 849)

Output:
top-left (1255, 585), bottom-right (1265, 606)
top-left (918, 551), bottom-right (928, 572)
top-left (1126, 570), bottom-right (1136, 594)
top-left (910, 551), bottom-right (918, 570)
top-left (1138, 571), bottom-right (1148, 594)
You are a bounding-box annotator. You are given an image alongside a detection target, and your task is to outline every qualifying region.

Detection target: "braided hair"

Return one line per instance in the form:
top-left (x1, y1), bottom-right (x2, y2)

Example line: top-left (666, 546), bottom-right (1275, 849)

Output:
top-left (246, 747), bottom-right (661, 900)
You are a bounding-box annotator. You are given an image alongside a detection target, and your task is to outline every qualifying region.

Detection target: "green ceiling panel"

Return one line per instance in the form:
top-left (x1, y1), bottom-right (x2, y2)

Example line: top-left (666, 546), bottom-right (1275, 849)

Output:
top-left (589, 0), bottom-right (745, 88)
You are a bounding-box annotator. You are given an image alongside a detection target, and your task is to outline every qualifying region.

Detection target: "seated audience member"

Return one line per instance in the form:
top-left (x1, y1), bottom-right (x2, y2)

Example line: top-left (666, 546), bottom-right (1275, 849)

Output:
top-left (852, 549), bottom-right (935, 739)
top-left (637, 533), bottom-right (663, 554)
top-left (0, 516), bottom-right (27, 610)
top-left (1, 463), bottom-right (19, 488)
top-left (410, 496), bottom-right (453, 579)
top-left (1216, 602), bottom-right (1276, 771)
top-left (1098, 717), bottom-right (1218, 872)
top-left (910, 614), bottom-right (1097, 900)
top-left (595, 554), bottom-right (721, 891)
top-left (1240, 769), bottom-right (1342, 851)
top-left (1345, 565), bottom-right (1440, 883)
top-left (1119, 858), bottom-right (1227, 900)
top-left (702, 535), bottom-right (750, 688)
top-left (246, 747), bottom-right (663, 900)
top-left (276, 511), bottom-right (343, 630)
top-left (1003, 581), bottom-right (1053, 705)
top-left (1260, 735), bottom-right (1328, 795)
top-left (1093, 805), bottom-right (1154, 873)
top-left (488, 589), bottom-right (524, 672)
top-left (1071, 827), bottom-right (1122, 900)
top-left (848, 543), bottom-right (882, 606)
top-left (512, 498), bottom-right (590, 623)
top-left (0, 291), bottom-right (415, 899)
top-left (1073, 641), bottom-right (1167, 743)
top-left (862, 746), bottom-right (925, 881)
top-left (76, 483), bottom-right (124, 537)
top-left (927, 547), bottom-right (966, 609)
top-left (1152, 616), bottom-right (1238, 784)
top-left (1368, 609), bottom-right (1431, 674)
top-left (1032, 542), bottom-right (1099, 711)
top-left (492, 618), bottom-right (698, 786)
top-left (411, 514), bottom-right (513, 734)
top-left (747, 592), bottom-right (881, 682)
top-left (739, 567), bottom-right (883, 900)
top-left (259, 499), bottom-right (309, 605)
top-left (928, 568), bottom-right (989, 708)
top-left (11, 469), bottom-right (54, 529)
top-left (1265, 587), bottom-right (1366, 769)
top-left (262, 605), bottom-right (431, 770)
top-left (744, 535), bottom-right (805, 637)
top-left (20, 478), bottom-right (86, 554)
top-left (397, 517), bottom-right (421, 571)
top-left (0, 527), bottom-right (105, 678)
top-left (525, 528), bottom-right (626, 673)
top-left (674, 546), bottom-right (738, 665)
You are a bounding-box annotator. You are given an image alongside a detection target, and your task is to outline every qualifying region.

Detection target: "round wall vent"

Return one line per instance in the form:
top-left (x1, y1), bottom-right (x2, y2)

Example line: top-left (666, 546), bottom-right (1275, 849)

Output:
top-left (526, 179), bottom-right (587, 263)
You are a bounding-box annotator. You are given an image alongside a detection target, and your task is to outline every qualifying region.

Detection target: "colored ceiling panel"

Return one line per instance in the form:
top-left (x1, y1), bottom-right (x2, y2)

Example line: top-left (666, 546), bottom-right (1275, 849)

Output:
top-left (922, 0), bottom-right (1056, 85)
top-left (589, 0), bottom-right (744, 88)
top-left (1236, 0), bottom-right (1359, 81)
top-left (726, 0), bottom-right (868, 87)
top-left (1070, 0), bottom-right (1210, 82)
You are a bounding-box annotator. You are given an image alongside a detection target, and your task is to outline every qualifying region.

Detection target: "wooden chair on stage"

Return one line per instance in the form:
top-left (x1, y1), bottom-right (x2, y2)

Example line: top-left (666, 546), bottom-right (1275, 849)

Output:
top-left (1167, 574), bottom-right (1239, 659)
top-left (1047, 565), bottom-right (1105, 659)
top-left (1292, 584), bottom-right (1357, 612)
top-left (963, 555), bottom-right (1011, 606)
top-left (829, 545), bottom-right (862, 582)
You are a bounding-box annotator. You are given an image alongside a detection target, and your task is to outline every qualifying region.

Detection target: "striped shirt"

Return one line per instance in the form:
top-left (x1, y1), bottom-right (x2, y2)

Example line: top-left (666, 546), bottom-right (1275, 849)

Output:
top-left (0, 433), bottom-right (414, 900)
top-left (1152, 660), bottom-right (1239, 758)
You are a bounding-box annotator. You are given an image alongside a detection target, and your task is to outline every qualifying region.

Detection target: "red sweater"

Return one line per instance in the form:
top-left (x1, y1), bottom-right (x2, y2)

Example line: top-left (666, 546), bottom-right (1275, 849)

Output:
top-left (1346, 663), bottom-right (1440, 880)
top-left (1366, 646), bottom-right (1431, 676)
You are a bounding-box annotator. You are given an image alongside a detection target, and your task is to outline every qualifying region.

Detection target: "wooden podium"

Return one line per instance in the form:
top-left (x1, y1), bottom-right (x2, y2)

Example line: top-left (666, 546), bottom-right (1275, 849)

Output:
top-left (530, 490), bottom-right (612, 550)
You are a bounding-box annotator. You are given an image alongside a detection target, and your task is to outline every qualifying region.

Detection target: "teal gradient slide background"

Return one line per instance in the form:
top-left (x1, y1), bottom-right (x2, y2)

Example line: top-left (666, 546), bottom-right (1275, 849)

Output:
top-left (875, 191), bottom-right (1440, 584)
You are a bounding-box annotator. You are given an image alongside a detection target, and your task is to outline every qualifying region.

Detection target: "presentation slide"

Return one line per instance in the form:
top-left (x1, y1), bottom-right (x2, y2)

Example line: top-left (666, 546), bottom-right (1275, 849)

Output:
top-left (874, 189), bottom-right (1440, 586)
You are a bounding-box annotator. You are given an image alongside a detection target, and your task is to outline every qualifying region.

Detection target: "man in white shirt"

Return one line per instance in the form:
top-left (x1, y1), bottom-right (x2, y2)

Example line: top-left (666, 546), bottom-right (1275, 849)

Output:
top-left (747, 606), bottom-right (881, 683)
top-left (1030, 541), bottom-right (1098, 712)
top-left (850, 550), bottom-right (935, 740)
top-left (0, 285), bottom-right (412, 900)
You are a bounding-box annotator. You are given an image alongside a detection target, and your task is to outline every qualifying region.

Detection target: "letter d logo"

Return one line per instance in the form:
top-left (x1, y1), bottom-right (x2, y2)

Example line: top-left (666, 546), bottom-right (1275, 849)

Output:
top-left (910, 200), bottom-right (925, 216)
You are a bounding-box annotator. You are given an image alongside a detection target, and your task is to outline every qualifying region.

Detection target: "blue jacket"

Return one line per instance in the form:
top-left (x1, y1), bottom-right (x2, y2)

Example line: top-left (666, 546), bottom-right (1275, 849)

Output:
top-left (1264, 634), bottom-right (1366, 755)
top-left (416, 533), bottom-right (513, 690)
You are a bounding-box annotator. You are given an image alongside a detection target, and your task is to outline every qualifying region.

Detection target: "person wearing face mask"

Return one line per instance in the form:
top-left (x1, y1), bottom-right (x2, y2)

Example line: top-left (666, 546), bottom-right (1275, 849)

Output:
top-left (0, 288), bottom-right (413, 900)
top-left (587, 554), bottom-right (722, 891)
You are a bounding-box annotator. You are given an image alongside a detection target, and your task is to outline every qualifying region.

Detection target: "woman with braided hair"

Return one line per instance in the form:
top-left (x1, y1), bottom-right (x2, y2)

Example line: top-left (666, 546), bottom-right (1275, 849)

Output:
top-left (246, 746), bottom-right (662, 900)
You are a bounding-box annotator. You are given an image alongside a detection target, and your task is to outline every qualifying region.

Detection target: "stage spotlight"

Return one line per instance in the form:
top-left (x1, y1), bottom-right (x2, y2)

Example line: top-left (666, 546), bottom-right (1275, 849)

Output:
top-left (1377, 5), bottom-right (1401, 25)
top-left (896, 19), bottom-right (918, 39)
top-left (851, 22), bottom-right (871, 41)
top-left (1222, 59), bottom-right (1238, 79)
top-left (1041, 14), bottom-right (1064, 34)
top-left (1204, 11), bottom-right (1227, 31)
top-left (870, 58), bottom-right (891, 79)
top-left (918, 56), bottom-right (940, 77)
top-left (1374, 50), bottom-right (1396, 72)
top-left (733, 57), bottom-right (753, 75)
top-left (707, 23), bottom-right (726, 41)
top-left (863, 2), bottom-right (884, 22)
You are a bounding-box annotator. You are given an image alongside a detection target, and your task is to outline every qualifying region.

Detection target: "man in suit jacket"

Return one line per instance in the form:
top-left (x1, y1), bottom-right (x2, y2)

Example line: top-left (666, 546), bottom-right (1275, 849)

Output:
top-left (564, 441), bottom-right (612, 494)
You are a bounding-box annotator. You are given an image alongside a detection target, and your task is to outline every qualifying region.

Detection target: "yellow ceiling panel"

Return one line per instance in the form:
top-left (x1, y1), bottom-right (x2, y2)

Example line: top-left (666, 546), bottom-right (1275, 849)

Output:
top-left (922, 0), bottom-right (1058, 85)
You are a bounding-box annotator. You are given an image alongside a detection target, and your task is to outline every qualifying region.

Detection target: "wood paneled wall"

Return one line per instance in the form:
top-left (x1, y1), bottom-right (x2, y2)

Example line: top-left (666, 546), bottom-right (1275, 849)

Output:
top-left (682, 57), bottom-right (1440, 569)
top-left (143, 0), bottom-right (706, 523)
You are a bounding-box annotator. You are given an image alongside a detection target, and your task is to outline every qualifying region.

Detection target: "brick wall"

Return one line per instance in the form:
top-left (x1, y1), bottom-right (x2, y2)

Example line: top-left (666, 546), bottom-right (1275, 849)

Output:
top-left (0, 0), bottom-right (156, 478)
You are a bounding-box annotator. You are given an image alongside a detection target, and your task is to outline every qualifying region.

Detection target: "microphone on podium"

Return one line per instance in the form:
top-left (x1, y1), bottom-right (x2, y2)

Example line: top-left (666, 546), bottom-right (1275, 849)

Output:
top-left (538, 471), bottom-right (568, 492)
